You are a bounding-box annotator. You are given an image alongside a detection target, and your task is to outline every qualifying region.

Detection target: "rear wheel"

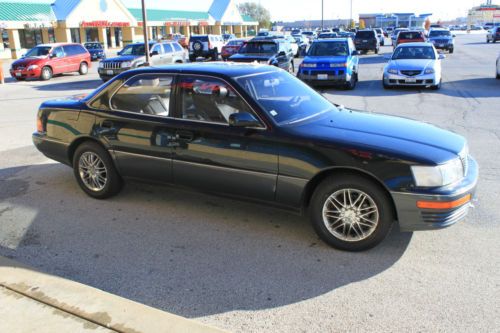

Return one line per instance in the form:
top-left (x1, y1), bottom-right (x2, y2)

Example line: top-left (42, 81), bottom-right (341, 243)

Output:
top-left (79, 62), bottom-right (88, 75)
top-left (73, 142), bottom-right (122, 199)
top-left (211, 48), bottom-right (218, 61)
top-left (309, 174), bottom-right (394, 251)
top-left (40, 66), bottom-right (52, 81)
top-left (449, 48), bottom-right (454, 54)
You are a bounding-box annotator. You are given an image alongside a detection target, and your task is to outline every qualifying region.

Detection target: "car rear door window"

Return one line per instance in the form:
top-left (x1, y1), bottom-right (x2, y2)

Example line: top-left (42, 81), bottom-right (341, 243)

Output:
top-left (177, 76), bottom-right (257, 125)
top-left (173, 43), bottom-right (183, 52)
top-left (110, 74), bottom-right (173, 116)
top-left (162, 43), bottom-right (173, 53)
top-left (151, 44), bottom-right (163, 55)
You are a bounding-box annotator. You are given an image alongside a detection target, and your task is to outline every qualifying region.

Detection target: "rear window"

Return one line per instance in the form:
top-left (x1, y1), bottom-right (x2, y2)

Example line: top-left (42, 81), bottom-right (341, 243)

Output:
top-left (190, 36), bottom-right (208, 42)
top-left (398, 32), bottom-right (423, 39)
top-left (308, 41), bottom-right (348, 56)
top-left (239, 42), bottom-right (278, 54)
top-left (355, 31), bottom-right (375, 39)
top-left (227, 40), bottom-right (244, 46)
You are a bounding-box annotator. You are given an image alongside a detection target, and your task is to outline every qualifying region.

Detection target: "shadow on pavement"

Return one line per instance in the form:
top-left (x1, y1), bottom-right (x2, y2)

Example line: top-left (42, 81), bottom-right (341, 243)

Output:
top-left (33, 79), bottom-right (103, 91)
top-left (358, 55), bottom-right (389, 65)
top-left (0, 146), bottom-right (412, 318)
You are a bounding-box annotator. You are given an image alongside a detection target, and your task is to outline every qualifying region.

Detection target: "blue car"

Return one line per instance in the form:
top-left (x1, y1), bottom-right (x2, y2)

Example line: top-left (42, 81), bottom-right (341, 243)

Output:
top-left (297, 38), bottom-right (359, 89)
top-left (84, 42), bottom-right (106, 61)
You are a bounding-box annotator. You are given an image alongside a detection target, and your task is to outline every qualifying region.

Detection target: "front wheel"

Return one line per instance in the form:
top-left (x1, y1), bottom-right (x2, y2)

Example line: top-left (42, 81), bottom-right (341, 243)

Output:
top-left (73, 142), bottom-right (122, 199)
top-left (345, 72), bottom-right (357, 90)
top-left (288, 61), bottom-right (294, 73)
top-left (309, 174), bottom-right (394, 251)
top-left (40, 66), bottom-right (52, 81)
top-left (449, 48), bottom-right (454, 54)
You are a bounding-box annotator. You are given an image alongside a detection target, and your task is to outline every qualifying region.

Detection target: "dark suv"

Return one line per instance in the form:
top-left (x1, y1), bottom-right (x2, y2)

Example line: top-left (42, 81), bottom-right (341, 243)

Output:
top-left (229, 38), bottom-right (295, 72)
top-left (189, 35), bottom-right (224, 61)
top-left (354, 29), bottom-right (380, 54)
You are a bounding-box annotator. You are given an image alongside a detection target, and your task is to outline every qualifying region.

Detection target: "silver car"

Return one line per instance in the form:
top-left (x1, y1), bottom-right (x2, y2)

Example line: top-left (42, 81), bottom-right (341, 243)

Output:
top-left (383, 42), bottom-right (445, 90)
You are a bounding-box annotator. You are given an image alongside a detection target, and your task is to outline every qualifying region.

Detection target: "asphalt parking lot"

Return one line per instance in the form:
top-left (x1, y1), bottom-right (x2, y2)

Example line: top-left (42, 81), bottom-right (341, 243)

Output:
top-left (1, 33), bottom-right (499, 332)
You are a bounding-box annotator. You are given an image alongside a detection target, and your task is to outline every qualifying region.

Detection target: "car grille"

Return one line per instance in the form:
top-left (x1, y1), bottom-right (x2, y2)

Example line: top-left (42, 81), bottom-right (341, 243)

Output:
top-left (421, 204), bottom-right (470, 225)
top-left (434, 39), bottom-right (449, 44)
top-left (102, 62), bottom-right (122, 69)
top-left (12, 65), bottom-right (25, 70)
top-left (400, 70), bottom-right (422, 76)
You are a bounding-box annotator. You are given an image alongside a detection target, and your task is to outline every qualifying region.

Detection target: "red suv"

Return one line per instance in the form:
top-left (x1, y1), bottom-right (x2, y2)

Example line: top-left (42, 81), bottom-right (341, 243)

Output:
top-left (395, 31), bottom-right (426, 48)
top-left (10, 43), bottom-right (91, 81)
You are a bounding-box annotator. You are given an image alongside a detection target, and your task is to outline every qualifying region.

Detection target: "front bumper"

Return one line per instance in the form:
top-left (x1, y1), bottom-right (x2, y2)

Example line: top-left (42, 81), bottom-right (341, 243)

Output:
top-left (298, 69), bottom-right (350, 85)
top-left (91, 53), bottom-right (105, 60)
top-left (430, 42), bottom-right (453, 50)
top-left (355, 43), bottom-right (377, 51)
top-left (383, 72), bottom-right (438, 87)
top-left (98, 67), bottom-right (128, 79)
top-left (392, 156), bottom-right (478, 231)
top-left (10, 68), bottom-right (42, 79)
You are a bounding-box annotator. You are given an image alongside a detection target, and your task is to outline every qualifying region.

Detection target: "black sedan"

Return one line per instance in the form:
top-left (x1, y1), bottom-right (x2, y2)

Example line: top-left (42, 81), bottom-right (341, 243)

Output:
top-left (32, 63), bottom-right (478, 251)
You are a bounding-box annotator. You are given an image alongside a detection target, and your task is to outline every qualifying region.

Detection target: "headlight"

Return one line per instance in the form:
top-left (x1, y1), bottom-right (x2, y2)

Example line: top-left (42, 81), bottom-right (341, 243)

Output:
top-left (387, 68), bottom-right (398, 74)
top-left (121, 61), bottom-right (132, 68)
top-left (98, 62), bottom-right (104, 68)
top-left (27, 64), bottom-right (39, 71)
top-left (301, 63), bottom-right (317, 68)
top-left (411, 158), bottom-right (464, 187)
top-left (424, 68), bottom-right (435, 74)
top-left (330, 62), bottom-right (347, 67)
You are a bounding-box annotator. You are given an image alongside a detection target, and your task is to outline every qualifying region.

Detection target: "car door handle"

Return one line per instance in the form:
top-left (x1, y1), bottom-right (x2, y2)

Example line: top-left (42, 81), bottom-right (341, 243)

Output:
top-left (176, 130), bottom-right (194, 142)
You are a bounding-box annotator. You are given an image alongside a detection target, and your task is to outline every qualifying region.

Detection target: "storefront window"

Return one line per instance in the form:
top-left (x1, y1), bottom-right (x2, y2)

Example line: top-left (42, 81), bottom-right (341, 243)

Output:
top-left (19, 29), bottom-right (43, 49)
top-left (114, 27), bottom-right (122, 46)
top-left (1, 30), bottom-right (9, 50)
top-left (70, 28), bottom-right (81, 43)
top-left (151, 26), bottom-right (158, 40)
top-left (47, 28), bottom-right (56, 43)
top-left (86, 28), bottom-right (98, 42)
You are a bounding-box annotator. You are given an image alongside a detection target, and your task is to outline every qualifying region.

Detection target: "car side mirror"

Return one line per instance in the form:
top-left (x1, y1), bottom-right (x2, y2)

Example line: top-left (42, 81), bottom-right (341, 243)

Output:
top-left (438, 53), bottom-right (446, 60)
top-left (278, 51), bottom-right (286, 57)
top-left (50, 53), bottom-right (57, 58)
top-left (150, 50), bottom-right (159, 56)
top-left (352, 50), bottom-right (359, 56)
top-left (229, 112), bottom-right (261, 128)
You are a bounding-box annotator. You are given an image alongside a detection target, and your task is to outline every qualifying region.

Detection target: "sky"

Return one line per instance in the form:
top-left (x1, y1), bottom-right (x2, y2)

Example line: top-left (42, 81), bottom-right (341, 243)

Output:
top-left (120, 0), bottom-right (491, 21)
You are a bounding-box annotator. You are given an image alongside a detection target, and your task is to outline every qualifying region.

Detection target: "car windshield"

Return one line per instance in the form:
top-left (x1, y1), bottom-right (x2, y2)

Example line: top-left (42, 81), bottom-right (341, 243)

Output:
top-left (85, 43), bottom-right (102, 49)
top-left (227, 40), bottom-right (244, 46)
top-left (392, 46), bottom-right (436, 60)
top-left (24, 46), bottom-right (51, 57)
top-left (302, 31), bottom-right (313, 36)
top-left (308, 41), bottom-right (348, 56)
top-left (239, 42), bottom-right (277, 54)
top-left (355, 31), bottom-right (374, 38)
top-left (120, 44), bottom-right (153, 56)
top-left (318, 33), bottom-right (337, 38)
top-left (429, 30), bottom-right (451, 37)
top-left (235, 71), bottom-right (338, 125)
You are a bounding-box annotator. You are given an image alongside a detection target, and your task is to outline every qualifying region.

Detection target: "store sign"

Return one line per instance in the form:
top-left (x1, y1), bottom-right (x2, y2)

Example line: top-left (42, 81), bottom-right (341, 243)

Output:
top-left (198, 21), bottom-right (209, 26)
top-left (23, 22), bottom-right (50, 29)
top-left (164, 21), bottom-right (190, 27)
top-left (80, 21), bottom-right (130, 27)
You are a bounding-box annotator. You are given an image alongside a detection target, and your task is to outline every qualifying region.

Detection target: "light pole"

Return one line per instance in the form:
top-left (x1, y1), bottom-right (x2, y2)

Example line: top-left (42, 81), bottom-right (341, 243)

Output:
top-left (141, 0), bottom-right (150, 66)
top-left (350, 0), bottom-right (353, 29)
top-left (321, 0), bottom-right (324, 30)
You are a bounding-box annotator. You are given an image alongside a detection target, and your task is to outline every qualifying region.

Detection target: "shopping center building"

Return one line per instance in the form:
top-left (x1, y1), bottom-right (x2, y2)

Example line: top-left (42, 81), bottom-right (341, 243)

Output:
top-left (467, 3), bottom-right (500, 26)
top-left (358, 13), bottom-right (432, 29)
top-left (0, 0), bottom-right (258, 59)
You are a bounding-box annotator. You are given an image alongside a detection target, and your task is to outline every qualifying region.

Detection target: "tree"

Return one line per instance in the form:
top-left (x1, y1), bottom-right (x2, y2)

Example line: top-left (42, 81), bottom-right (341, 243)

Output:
top-left (359, 19), bottom-right (366, 29)
top-left (238, 2), bottom-right (271, 29)
top-left (424, 17), bottom-right (431, 31)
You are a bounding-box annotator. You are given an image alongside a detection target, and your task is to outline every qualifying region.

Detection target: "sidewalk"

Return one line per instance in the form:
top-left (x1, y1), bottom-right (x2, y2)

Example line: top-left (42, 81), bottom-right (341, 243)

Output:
top-left (0, 256), bottom-right (226, 333)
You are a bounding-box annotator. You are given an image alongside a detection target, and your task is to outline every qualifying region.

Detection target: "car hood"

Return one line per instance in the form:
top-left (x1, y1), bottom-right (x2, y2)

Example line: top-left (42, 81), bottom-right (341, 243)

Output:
top-left (102, 55), bottom-right (143, 62)
top-left (286, 109), bottom-right (465, 165)
top-left (303, 55), bottom-right (348, 64)
top-left (389, 59), bottom-right (436, 70)
top-left (229, 53), bottom-right (273, 62)
top-left (12, 57), bottom-right (46, 66)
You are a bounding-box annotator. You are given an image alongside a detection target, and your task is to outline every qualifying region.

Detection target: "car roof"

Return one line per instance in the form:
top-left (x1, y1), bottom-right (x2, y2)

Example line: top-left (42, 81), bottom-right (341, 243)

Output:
top-left (395, 42), bottom-right (434, 47)
top-left (312, 38), bottom-right (349, 42)
top-left (35, 43), bottom-right (78, 47)
top-left (128, 62), bottom-right (281, 78)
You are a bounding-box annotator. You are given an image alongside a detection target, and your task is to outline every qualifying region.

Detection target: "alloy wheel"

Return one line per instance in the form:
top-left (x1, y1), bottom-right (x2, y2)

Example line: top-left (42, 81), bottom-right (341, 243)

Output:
top-left (322, 188), bottom-right (379, 242)
top-left (78, 152), bottom-right (108, 192)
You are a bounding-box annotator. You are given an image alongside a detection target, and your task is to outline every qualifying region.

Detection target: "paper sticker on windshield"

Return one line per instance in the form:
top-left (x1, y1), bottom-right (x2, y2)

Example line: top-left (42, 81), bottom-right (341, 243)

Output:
top-left (270, 110), bottom-right (278, 117)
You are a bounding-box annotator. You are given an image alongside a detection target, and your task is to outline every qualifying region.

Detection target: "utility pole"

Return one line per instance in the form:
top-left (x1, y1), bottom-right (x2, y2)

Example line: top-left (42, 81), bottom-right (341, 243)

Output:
top-left (141, 0), bottom-right (150, 66)
top-left (350, 0), bottom-right (353, 28)
top-left (321, 0), bottom-right (324, 30)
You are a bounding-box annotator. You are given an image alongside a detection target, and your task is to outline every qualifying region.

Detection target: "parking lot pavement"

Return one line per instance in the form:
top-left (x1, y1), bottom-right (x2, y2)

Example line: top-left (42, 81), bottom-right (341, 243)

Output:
top-left (1, 33), bottom-right (499, 333)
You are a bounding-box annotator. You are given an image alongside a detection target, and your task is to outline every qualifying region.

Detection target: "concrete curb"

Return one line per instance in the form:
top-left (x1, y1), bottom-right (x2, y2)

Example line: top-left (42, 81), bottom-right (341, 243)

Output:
top-left (0, 256), bottom-right (227, 333)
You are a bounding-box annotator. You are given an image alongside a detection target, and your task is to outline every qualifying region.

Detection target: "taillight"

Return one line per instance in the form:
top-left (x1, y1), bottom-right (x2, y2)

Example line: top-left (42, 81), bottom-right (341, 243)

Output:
top-left (37, 117), bottom-right (44, 133)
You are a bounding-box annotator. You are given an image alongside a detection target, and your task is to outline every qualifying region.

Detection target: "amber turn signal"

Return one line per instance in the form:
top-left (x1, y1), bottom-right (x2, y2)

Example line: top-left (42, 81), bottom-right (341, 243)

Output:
top-left (417, 194), bottom-right (471, 210)
top-left (37, 118), bottom-right (44, 133)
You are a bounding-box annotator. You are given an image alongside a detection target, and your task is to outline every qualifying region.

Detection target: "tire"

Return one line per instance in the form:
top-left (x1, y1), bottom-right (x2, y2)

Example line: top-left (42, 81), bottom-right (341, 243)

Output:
top-left (288, 61), bottom-right (294, 73)
top-left (430, 79), bottom-right (442, 90)
top-left (14, 77), bottom-right (25, 81)
top-left (486, 39), bottom-right (490, 43)
top-left (40, 66), bottom-right (52, 81)
top-left (211, 48), bottom-right (218, 61)
top-left (345, 72), bottom-right (357, 90)
top-left (73, 142), bottom-right (122, 199)
top-left (449, 48), bottom-right (454, 54)
top-left (79, 62), bottom-right (88, 75)
top-left (375, 47), bottom-right (379, 54)
top-left (309, 174), bottom-right (394, 251)
top-left (189, 54), bottom-right (197, 62)
top-left (496, 71), bottom-right (500, 80)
